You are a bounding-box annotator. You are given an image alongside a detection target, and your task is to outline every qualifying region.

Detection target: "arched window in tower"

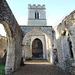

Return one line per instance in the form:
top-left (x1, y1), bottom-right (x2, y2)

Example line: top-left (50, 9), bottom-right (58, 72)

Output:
top-left (35, 12), bottom-right (39, 19)
top-left (35, 12), bottom-right (37, 19)
top-left (37, 12), bottom-right (39, 19)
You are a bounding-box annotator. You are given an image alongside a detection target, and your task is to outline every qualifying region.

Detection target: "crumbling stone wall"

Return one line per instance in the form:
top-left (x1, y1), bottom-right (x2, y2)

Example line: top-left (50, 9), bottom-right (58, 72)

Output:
top-left (0, 0), bottom-right (23, 74)
top-left (0, 35), bottom-right (7, 65)
top-left (21, 26), bottom-right (54, 63)
top-left (54, 10), bottom-right (75, 74)
top-left (0, 36), bottom-right (7, 58)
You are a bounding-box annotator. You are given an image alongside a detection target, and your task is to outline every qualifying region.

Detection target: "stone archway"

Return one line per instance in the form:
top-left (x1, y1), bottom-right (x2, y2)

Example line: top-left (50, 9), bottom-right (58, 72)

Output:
top-left (0, 0), bottom-right (23, 74)
top-left (60, 28), bottom-right (74, 60)
top-left (30, 36), bottom-right (46, 59)
top-left (22, 28), bottom-right (54, 63)
top-left (22, 29), bottom-right (47, 60)
top-left (32, 38), bottom-right (43, 58)
top-left (1, 22), bottom-right (15, 74)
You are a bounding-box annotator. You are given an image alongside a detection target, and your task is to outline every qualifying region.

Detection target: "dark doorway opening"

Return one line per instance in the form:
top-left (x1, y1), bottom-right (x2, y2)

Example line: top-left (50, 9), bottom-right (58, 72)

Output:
top-left (32, 38), bottom-right (43, 58)
top-left (68, 36), bottom-right (74, 59)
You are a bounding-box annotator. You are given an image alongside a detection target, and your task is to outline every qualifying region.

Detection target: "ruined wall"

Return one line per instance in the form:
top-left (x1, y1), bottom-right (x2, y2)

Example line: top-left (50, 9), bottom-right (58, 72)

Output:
top-left (21, 26), bottom-right (54, 63)
top-left (54, 10), bottom-right (75, 74)
top-left (0, 0), bottom-right (23, 74)
top-left (20, 26), bottom-right (53, 37)
top-left (0, 36), bottom-right (7, 58)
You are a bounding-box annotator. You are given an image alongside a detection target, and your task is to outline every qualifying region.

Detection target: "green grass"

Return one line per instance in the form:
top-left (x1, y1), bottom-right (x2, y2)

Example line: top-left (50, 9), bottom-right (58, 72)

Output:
top-left (0, 65), bottom-right (5, 75)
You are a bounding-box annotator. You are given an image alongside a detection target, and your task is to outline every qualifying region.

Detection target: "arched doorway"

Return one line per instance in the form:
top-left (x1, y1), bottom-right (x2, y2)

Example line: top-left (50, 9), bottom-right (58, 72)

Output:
top-left (0, 22), bottom-right (15, 74)
top-left (32, 38), bottom-right (43, 58)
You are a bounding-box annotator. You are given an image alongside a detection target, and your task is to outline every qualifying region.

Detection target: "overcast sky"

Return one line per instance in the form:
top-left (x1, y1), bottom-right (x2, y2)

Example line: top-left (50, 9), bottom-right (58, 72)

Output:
top-left (0, 0), bottom-right (75, 36)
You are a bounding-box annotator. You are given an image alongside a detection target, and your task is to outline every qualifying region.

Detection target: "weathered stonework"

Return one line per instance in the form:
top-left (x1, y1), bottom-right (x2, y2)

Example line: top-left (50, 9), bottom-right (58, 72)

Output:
top-left (0, 35), bottom-right (7, 58)
top-left (1, 0), bottom-right (75, 74)
top-left (28, 4), bottom-right (47, 25)
top-left (20, 26), bottom-right (54, 63)
top-left (54, 10), bottom-right (75, 74)
top-left (0, 0), bottom-right (23, 74)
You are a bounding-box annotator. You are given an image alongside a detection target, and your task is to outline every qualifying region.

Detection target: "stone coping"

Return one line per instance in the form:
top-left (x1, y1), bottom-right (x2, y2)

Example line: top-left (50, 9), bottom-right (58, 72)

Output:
top-left (20, 25), bottom-right (52, 27)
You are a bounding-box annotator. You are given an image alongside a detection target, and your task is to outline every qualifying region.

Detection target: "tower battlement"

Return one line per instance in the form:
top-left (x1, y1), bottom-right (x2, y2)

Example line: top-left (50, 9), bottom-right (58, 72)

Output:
top-left (28, 4), bottom-right (47, 25)
top-left (28, 4), bottom-right (45, 9)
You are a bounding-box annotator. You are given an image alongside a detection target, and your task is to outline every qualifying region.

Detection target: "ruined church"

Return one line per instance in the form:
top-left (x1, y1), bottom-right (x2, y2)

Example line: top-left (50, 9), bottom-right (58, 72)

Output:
top-left (0, 0), bottom-right (75, 74)
top-left (20, 4), bottom-right (54, 63)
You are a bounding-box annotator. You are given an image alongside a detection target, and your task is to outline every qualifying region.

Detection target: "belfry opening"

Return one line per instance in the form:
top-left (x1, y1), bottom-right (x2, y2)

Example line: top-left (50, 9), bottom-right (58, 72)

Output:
top-left (32, 38), bottom-right (43, 58)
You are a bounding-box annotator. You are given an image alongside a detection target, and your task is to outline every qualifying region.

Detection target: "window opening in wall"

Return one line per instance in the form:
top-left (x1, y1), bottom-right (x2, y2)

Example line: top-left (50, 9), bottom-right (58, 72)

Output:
top-left (68, 36), bottom-right (74, 59)
top-left (35, 12), bottom-right (39, 19)
top-left (64, 21), bottom-right (66, 25)
top-left (35, 12), bottom-right (37, 19)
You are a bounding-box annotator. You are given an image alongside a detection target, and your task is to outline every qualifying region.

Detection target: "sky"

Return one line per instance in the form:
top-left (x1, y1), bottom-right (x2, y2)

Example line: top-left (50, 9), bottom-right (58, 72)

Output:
top-left (0, 24), bottom-right (6, 36)
top-left (0, 0), bottom-right (75, 36)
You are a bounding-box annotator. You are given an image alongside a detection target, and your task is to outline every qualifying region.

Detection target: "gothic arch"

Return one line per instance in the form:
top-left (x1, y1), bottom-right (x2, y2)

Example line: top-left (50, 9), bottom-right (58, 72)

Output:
top-left (30, 36), bottom-right (45, 59)
top-left (61, 28), bottom-right (74, 59)
top-left (22, 28), bottom-right (54, 63)
top-left (32, 38), bottom-right (43, 58)
top-left (61, 28), bottom-right (68, 36)
top-left (22, 28), bottom-right (46, 59)
top-left (22, 28), bottom-right (47, 44)
top-left (0, 21), bottom-right (15, 74)
top-left (55, 26), bottom-right (74, 63)
top-left (35, 12), bottom-right (39, 19)
top-left (0, 0), bottom-right (23, 74)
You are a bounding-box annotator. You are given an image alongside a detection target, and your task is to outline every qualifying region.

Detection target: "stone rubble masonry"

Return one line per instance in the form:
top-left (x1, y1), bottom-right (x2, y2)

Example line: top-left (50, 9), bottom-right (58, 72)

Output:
top-left (0, 0), bottom-right (23, 74)
top-left (20, 26), bottom-right (53, 37)
top-left (0, 36), bottom-right (7, 58)
top-left (54, 10), bottom-right (75, 74)
top-left (1, 0), bottom-right (75, 74)
top-left (20, 26), bottom-right (54, 63)
top-left (28, 4), bottom-right (47, 26)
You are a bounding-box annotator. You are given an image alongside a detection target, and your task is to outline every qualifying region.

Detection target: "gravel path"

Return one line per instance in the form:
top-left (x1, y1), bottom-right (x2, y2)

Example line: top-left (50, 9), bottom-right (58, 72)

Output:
top-left (13, 60), bottom-right (71, 75)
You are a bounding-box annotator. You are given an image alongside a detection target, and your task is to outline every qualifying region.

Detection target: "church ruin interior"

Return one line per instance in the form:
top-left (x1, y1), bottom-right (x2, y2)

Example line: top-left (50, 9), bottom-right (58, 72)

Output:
top-left (0, 0), bottom-right (75, 74)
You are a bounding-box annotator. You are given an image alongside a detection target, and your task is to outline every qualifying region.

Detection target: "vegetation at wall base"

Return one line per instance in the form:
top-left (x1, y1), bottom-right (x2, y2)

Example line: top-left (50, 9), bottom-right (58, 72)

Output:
top-left (0, 65), bottom-right (5, 75)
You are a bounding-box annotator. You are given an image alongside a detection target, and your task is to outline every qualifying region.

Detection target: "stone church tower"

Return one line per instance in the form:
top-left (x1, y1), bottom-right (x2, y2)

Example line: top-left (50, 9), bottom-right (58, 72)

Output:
top-left (28, 4), bottom-right (47, 25)
top-left (21, 4), bottom-right (54, 64)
